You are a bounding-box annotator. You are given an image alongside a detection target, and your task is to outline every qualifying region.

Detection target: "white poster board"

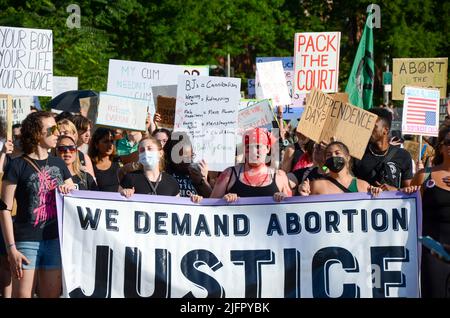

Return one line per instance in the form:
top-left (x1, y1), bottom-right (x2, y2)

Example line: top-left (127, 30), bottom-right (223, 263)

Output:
top-left (107, 59), bottom-right (208, 114)
top-left (174, 75), bottom-right (241, 171)
top-left (0, 26), bottom-right (53, 96)
top-left (401, 87), bottom-right (440, 137)
top-left (256, 61), bottom-right (291, 107)
top-left (0, 95), bottom-right (32, 124)
top-left (52, 76), bottom-right (78, 98)
top-left (96, 92), bottom-right (149, 131)
top-left (294, 32), bottom-right (340, 94)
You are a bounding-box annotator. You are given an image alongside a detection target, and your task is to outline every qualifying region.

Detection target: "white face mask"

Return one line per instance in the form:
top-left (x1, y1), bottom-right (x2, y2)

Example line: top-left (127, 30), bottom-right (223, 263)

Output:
top-left (139, 151), bottom-right (160, 170)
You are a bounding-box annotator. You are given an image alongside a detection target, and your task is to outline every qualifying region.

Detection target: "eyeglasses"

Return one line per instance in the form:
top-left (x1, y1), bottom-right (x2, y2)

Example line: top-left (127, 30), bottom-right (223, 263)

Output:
top-left (57, 145), bottom-right (77, 153)
top-left (442, 139), bottom-right (450, 146)
top-left (46, 125), bottom-right (59, 136)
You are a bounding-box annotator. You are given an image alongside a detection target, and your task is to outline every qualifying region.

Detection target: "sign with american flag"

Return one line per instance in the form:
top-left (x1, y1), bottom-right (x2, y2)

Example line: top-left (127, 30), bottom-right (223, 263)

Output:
top-left (401, 86), bottom-right (440, 137)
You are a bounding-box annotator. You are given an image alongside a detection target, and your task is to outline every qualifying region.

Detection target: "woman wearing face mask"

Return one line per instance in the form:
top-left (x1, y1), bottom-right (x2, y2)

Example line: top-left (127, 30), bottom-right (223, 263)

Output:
top-left (298, 141), bottom-right (381, 196)
top-left (211, 128), bottom-right (291, 202)
top-left (119, 137), bottom-right (180, 197)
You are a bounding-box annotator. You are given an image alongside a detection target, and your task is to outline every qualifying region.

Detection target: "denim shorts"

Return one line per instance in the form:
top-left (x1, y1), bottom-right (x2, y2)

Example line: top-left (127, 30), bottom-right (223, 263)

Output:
top-left (15, 239), bottom-right (62, 270)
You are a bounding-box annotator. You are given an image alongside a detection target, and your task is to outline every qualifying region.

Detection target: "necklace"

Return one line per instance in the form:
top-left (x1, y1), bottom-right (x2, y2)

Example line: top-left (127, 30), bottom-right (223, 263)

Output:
top-left (368, 144), bottom-right (389, 157)
top-left (25, 154), bottom-right (49, 172)
top-left (242, 166), bottom-right (270, 187)
top-left (145, 172), bottom-right (162, 195)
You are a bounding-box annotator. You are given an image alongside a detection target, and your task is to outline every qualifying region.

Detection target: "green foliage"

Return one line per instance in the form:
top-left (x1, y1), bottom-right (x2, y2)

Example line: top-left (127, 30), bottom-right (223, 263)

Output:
top-left (0, 0), bottom-right (448, 106)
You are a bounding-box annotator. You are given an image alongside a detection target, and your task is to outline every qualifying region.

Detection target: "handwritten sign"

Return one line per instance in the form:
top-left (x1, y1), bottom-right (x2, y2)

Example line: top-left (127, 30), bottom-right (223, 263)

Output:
top-left (0, 26), bottom-right (53, 96)
top-left (294, 32), bottom-right (340, 94)
top-left (393, 58), bottom-right (448, 100)
top-left (107, 59), bottom-right (208, 113)
top-left (238, 99), bottom-right (274, 132)
top-left (96, 92), bottom-right (149, 131)
top-left (0, 95), bottom-right (32, 124)
top-left (401, 86), bottom-right (440, 137)
top-left (174, 75), bottom-right (241, 171)
top-left (52, 76), bottom-right (78, 98)
top-left (256, 61), bottom-right (291, 106)
top-left (297, 88), bottom-right (377, 159)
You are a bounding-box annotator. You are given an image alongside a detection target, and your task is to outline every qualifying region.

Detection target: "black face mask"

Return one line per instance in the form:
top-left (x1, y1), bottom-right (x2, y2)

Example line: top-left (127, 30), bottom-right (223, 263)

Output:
top-left (325, 156), bottom-right (346, 173)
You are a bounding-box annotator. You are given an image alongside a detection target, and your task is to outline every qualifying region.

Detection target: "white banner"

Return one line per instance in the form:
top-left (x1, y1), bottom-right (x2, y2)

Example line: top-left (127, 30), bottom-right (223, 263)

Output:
top-left (174, 75), bottom-right (241, 171)
top-left (52, 76), bottom-right (78, 98)
top-left (96, 92), bottom-right (149, 131)
top-left (294, 32), bottom-right (340, 94)
top-left (0, 26), bottom-right (53, 96)
top-left (58, 191), bottom-right (421, 298)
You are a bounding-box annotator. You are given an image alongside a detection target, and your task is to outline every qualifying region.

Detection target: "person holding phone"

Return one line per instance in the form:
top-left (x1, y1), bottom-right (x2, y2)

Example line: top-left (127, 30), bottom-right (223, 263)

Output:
top-left (412, 122), bottom-right (450, 297)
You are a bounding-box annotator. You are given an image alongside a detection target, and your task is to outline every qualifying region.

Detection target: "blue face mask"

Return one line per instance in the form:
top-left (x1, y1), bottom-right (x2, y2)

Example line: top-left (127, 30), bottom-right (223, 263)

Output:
top-left (139, 151), bottom-right (160, 170)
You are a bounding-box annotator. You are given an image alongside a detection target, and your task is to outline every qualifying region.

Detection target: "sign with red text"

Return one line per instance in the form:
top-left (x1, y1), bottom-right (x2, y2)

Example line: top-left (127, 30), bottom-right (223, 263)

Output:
top-left (0, 26), bottom-right (53, 96)
top-left (256, 61), bottom-right (291, 107)
top-left (294, 32), bottom-right (340, 94)
top-left (401, 86), bottom-right (440, 137)
top-left (96, 92), bottom-right (149, 131)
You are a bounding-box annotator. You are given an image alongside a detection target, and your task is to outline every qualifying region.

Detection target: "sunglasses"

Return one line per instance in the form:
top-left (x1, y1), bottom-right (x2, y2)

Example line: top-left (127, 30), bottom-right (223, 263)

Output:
top-left (443, 139), bottom-right (450, 146)
top-left (46, 125), bottom-right (59, 136)
top-left (57, 145), bottom-right (77, 153)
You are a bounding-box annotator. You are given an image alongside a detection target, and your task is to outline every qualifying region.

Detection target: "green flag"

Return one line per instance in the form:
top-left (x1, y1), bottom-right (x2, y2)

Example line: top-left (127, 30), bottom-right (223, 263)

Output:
top-left (345, 13), bottom-right (374, 110)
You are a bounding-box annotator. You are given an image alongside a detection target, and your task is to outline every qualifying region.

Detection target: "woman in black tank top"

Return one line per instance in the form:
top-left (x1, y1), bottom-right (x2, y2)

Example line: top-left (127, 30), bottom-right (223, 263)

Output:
top-left (411, 123), bottom-right (450, 297)
top-left (210, 128), bottom-right (291, 202)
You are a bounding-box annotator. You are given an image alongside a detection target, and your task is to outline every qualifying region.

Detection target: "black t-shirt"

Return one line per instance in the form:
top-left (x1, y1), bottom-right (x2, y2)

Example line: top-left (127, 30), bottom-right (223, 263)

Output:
top-left (120, 171), bottom-right (180, 196)
top-left (3, 155), bottom-right (72, 241)
top-left (293, 166), bottom-right (325, 184)
top-left (94, 161), bottom-right (121, 192)
top-left (172, 172), bottom-right (198, 197)
top-left (353, 146), bottom-right (413, 188)
top-left (72, 172), bottom-right (98, 191)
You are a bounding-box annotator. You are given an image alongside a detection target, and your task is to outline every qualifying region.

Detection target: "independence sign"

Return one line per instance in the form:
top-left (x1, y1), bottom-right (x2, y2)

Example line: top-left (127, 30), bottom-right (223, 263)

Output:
top-left (57, 191), bottom-right (420, 298)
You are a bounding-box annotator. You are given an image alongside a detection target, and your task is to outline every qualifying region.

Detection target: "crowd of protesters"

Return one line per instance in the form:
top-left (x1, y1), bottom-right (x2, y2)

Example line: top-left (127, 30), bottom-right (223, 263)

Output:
top-left (0, 105), bottom-right (449, 298)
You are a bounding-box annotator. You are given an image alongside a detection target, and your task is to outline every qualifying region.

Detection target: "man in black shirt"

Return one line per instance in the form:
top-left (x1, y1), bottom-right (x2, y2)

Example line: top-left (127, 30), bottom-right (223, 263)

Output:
top-left (353, 108), bottom-right (413, 190)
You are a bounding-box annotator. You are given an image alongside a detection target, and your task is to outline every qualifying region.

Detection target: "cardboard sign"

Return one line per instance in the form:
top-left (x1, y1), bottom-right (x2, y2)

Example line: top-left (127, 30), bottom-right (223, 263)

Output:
top-left (156, 95), bottom-right (176, 129)
top-left (79, 96), bottom-right (98, 125)
top-left (329, 92), bottom-right (348, 103)
top-left (52, 76), bottom-right (78, 98)
top-left (0, 26), bottom-right (53, 96)
top-left (256, 61), bottom-right (291, 106)
top-left (297, 88), bottom-right (377, 159)
top-left (174, 75), bottom-right (241, 171)
top-left (0, 95), bottom-right (32, 124)
top-left (294, 32), bottom-right (341, 94)
top-left (393, 58), bottom-right (448, 100)
top-left (96, 92), bottom-right (149, 131)
top-left (401, 86), bottom-right (440, 137)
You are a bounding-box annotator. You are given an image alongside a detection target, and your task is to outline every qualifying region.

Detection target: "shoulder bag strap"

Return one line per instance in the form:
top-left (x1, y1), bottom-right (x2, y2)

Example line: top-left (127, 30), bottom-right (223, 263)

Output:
top-left (325, 176), bottom-right (351, 193)
top-left (22, 155), bottom-right (42, 174)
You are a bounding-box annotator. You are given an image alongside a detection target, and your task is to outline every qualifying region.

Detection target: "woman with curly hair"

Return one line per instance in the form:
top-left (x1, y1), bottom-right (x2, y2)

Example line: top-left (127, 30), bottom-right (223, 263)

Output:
top-left (0, 111), bottom-right (75, 298)
top-left (412, 121), bottom-right (450, 298)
